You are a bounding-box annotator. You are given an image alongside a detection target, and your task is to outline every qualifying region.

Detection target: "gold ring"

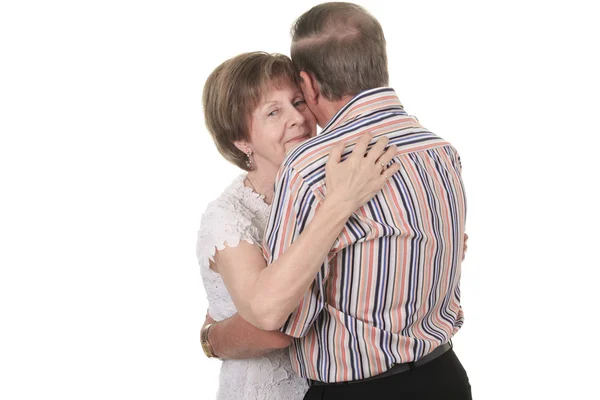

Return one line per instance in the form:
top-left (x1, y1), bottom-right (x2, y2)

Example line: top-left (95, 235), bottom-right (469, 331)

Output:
top-left (379, 161), bottom-right (386, 169)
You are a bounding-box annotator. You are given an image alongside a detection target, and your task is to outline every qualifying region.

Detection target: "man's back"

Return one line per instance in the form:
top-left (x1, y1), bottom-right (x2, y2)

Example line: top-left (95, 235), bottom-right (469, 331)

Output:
top-left (265, 88), bottom-right (467, 383)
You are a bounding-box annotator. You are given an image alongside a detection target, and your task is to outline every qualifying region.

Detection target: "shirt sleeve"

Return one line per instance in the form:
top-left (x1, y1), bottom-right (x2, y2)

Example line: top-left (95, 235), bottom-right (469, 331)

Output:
top-left (263, 166), bottom-right (329, 338)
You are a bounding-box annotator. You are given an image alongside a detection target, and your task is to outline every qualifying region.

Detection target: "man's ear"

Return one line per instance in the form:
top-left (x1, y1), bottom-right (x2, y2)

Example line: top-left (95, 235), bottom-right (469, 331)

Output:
top-left (299, 71), bottom-right (319, 106)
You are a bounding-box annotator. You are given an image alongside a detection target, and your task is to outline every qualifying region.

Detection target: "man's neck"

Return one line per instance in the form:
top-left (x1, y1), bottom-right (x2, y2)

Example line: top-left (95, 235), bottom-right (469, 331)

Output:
top-left (317, 95), bottom-right (355, 129)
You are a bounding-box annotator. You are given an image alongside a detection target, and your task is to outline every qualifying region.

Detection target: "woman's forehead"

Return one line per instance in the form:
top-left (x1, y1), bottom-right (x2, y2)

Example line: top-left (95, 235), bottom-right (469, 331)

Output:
top-left (259, 79), bottom-right (300, 101)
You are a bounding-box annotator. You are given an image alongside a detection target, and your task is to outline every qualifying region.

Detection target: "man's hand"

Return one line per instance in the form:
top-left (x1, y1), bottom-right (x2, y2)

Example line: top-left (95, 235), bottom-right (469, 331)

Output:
top-left (200, 312), bottom-right (293, 360)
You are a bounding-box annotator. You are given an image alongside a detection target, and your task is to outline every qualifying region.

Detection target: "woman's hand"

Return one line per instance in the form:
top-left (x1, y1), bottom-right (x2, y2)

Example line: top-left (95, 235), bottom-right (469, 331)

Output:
top-left (325, 133), bottom-right (400, 213)
top-left (463, 233), bottom-right (469, 261)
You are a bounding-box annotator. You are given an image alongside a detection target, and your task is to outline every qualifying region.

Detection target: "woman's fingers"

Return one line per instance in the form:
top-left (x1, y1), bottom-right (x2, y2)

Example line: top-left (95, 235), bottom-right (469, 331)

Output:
top-left (353, 133), bottom-right (398, 182)
top-left (350, 132), bottom-right (374, 160)
top-left (324, 132), bottom-right (403, 212)
top-left (326, 140), bottom-right (346, 171)
top-left (379, 162), bottom-right (401, 183)
top-left (375, 144), bottom-right (398, 170)
top-left (366, 135), bottom-right (390, 164)
top-left (328, 132), bottom-right (400, 190)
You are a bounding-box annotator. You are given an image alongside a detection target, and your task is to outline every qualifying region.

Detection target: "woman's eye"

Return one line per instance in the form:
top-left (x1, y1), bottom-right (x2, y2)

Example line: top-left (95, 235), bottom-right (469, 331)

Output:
top-left (268, 109), bottom-right (279, 117)
top-left (294, 99), bottom-right (307, 108)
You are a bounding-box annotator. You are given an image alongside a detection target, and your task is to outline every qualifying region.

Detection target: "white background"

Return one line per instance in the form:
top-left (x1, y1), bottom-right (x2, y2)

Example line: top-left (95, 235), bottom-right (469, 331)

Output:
top-left (1, 1), bottom-right (598, 399)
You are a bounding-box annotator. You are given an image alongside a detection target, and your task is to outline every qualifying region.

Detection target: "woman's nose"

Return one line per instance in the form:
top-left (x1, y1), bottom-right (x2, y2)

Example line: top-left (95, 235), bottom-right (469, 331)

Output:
top-left (288, 106), bottom-right (306, 127)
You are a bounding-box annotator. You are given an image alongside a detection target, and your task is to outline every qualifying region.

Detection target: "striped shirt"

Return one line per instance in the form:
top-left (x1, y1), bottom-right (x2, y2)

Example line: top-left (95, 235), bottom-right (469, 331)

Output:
top-left (264, 87), bottom-right (467, 383)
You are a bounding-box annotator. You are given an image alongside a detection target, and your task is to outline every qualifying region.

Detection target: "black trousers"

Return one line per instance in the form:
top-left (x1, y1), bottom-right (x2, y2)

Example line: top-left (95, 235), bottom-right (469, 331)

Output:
top-left (303, 349), bottom-right (472, 400)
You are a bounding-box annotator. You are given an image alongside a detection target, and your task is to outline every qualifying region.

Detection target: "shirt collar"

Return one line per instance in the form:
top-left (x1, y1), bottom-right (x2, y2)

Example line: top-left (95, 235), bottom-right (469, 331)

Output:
top-left (320, 87), bottom-right (406, 135)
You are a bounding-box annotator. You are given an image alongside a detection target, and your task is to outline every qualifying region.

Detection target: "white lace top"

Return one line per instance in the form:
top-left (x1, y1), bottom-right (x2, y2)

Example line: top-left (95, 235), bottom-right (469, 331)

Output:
top-left (196, 174), bottom-right (308, 400)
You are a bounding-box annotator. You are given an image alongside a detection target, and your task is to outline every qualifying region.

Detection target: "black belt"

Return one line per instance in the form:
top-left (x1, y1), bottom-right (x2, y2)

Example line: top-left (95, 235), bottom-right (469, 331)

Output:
top-left (308, 341), bottom-right (452, 387)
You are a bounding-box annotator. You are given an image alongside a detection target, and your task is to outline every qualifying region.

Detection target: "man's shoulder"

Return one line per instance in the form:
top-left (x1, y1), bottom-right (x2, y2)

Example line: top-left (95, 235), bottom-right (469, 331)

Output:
top-left (283, 113), bottom-right (429, 165)
top-left (280, 134), bottom-right (339, 184)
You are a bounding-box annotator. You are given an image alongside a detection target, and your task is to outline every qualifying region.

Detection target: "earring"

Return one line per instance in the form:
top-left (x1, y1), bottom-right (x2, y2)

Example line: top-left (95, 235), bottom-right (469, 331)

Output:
top-left (245, 150), bottom-right (254, 170)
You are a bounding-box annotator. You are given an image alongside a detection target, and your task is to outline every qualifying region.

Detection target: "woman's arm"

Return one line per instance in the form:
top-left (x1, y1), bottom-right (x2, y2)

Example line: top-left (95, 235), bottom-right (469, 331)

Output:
top-left (215, 134), bottom-right (400, 330)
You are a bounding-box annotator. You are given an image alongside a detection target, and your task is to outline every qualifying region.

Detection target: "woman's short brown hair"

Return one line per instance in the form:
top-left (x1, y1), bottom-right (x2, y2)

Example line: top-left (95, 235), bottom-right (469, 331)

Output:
top-left (202, 52), bottom-right (299, 171)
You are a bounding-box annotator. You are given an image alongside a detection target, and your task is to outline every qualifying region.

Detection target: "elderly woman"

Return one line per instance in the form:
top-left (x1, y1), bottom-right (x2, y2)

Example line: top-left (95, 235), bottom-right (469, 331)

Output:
top-left (197, 52), bottom-right (399, 400)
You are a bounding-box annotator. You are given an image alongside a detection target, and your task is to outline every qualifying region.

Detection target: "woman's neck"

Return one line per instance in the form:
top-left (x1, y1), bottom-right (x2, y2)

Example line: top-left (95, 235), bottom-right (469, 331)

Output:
top-left (245, 169), bottom-right (276, 204)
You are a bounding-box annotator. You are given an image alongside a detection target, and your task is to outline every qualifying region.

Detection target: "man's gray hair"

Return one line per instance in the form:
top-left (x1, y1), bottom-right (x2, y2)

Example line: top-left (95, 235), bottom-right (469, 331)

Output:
top-left (291, 2), bottom-right (389, 100)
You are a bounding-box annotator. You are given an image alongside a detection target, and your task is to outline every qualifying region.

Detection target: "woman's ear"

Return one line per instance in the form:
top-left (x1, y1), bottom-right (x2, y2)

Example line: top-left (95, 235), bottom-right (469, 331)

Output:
top-left (233, 141), bottom-right (251, 155)
top-left (299, 71), bottom-right (319, 106)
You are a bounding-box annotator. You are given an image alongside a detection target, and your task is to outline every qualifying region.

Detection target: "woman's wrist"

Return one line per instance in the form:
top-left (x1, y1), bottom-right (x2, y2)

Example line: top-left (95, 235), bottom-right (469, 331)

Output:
top-left (321, 194), bottom-right (356, 224)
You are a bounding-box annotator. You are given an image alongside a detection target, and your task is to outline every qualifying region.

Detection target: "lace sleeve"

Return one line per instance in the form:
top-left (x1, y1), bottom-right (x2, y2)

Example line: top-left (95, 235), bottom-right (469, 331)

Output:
top-left (196, 195), bottom-right (262, 269)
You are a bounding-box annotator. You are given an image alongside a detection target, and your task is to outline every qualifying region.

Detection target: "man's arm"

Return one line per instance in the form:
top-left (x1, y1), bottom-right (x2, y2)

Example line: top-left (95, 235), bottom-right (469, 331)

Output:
top-left (202, 313), bottom-right (292, 360)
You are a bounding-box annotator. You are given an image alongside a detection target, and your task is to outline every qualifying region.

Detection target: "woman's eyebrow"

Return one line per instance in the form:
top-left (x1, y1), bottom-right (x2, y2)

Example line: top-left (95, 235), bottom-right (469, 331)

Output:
top-left (258, 100), bottom-right (279, 109)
